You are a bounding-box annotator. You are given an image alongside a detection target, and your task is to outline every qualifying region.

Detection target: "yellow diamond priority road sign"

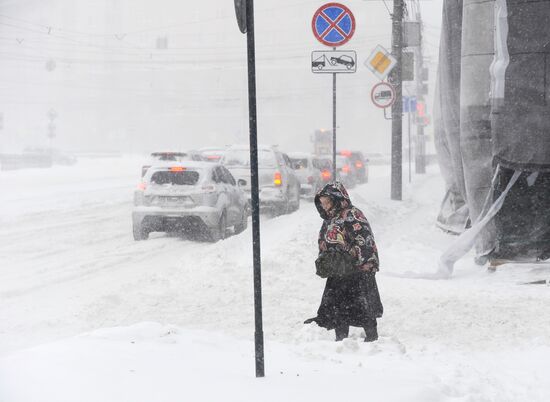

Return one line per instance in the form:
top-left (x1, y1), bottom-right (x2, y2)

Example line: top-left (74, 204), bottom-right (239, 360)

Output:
top-left (364, 45), bottom-right (397, 81)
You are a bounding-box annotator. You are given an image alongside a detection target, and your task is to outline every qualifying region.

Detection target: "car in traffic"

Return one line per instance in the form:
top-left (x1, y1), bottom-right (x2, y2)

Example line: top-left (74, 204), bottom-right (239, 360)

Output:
top-left (199, 147), bottom-right (227, 163)
top-left (221, 145), bottom-right (301, 215)
top-left (340, 150), bottom-right (368, 183)
top-left (133, 161), bottom-right (248, 241)
top-left (314, 156), bottom-right (334, 186)
top-left (141, 151), bottom-right (202, 177)
top-left (335, 154), bottom-right (357, 188)
top-left (288, 152), bottom-right (331, 198)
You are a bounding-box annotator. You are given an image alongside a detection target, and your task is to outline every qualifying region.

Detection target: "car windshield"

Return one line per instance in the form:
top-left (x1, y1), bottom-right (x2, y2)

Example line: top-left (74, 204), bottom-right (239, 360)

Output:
top-left (289, 158), bottom-right (308, 169)
top-left (150, 170), bottom-right (201, 186)
top-left (223, 149), bottom-right (277, 168)
top-left (313, 159), bottom-right (332, 170)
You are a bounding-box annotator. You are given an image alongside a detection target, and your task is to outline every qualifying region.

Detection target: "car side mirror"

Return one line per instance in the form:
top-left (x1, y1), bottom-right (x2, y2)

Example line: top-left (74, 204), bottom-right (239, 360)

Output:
top-left (238, 179), bottom-right (247, 187)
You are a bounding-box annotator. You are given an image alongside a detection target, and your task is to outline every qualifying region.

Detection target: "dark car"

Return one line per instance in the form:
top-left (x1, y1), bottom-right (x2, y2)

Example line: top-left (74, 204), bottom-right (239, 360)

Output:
top-left (340, 150), bottom-right (368, 183)
top-left (330, 55), bottom-right (355, 69)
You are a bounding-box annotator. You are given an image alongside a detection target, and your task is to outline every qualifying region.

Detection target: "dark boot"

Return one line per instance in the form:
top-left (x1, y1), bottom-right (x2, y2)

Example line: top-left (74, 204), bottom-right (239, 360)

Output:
top-left (334, 325), bottom-right (349, 341)
top-left (364, 319), bottom-right (378, 342)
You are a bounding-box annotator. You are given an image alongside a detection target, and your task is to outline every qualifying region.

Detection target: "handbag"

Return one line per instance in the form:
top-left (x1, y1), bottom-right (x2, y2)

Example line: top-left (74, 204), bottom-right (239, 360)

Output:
top-left (315, 249), bottom-right (356, 278)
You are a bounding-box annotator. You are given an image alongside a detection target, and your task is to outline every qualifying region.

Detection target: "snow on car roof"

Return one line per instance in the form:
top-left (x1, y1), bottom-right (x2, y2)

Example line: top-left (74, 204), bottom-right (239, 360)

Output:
top-left (287, 152), bottom-right (312, 159)
top-left (147, 161), bottom-right (214, 170)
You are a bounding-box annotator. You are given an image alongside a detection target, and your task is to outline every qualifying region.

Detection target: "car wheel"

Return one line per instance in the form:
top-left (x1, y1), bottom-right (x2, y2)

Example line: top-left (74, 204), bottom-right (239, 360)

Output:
top-left (234, 210), bottom-right (248, 234)
top-left (133, 222), bottom-right (149, 241)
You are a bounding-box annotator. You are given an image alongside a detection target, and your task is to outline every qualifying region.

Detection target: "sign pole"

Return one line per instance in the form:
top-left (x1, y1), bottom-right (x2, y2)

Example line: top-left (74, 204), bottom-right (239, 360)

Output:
top-left (311, 3), bottom-right (356, 180)
top-left (332, 71), bottom-right (337, 180)
top-left (244, 0), bottom-right (265, 378)
top-left (408, 104), bottom-right (412, 183)
top-left (390, 0), bottom-right (404, 200)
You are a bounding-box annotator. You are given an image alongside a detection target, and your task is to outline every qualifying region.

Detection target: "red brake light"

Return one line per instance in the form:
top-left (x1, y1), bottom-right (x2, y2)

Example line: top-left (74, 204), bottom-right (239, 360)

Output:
top-left (138, 182), bottom-right (146, 191)
top-left (321, 170), bottom-right (331, 181)
top-left (170, 166), bottom-right (186, 172)
top-left (274, 172), bottom-right (282, 186)
top-left (340, 150), bottom-right (352, 157)
top-left (342, 164), bottom-right (351, 173)
top-left (206, 155), bottom-right (221, 160)
top-left (355, 161), bottom-right (363, 168)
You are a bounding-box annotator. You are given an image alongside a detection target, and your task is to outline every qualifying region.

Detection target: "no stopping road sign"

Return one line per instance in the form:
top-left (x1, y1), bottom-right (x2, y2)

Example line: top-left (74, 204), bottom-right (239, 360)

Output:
top-left (312, 3), bottom-right (355, 47)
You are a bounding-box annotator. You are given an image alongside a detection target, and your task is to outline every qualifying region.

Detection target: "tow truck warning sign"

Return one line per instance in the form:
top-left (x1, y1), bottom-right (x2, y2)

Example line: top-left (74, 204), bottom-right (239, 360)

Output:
top-left (311, 50), bottom-right (357, 74)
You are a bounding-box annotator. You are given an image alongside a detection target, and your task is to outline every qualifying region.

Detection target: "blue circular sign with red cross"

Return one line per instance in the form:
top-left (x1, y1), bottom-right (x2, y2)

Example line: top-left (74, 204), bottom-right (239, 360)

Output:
top-left (312, 3), bottom-right (355, 47)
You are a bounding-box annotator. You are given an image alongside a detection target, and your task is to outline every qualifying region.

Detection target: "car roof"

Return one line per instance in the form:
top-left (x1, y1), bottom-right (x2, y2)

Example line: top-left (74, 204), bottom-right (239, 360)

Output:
top-left (148, 161), bottom-right (216, 170)
top-left (287, 152), bottom-right (312, 159)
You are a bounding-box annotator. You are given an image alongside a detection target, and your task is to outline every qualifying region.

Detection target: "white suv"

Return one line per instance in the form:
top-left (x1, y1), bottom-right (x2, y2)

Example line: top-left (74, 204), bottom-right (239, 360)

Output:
top-left (221, 145), bottom-right (301, 215)
top-left (133, 161), bottom-right (248, 241)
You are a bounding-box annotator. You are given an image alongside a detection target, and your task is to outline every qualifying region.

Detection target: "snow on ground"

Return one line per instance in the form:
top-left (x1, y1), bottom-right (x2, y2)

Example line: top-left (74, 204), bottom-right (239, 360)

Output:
top-left (1, 157), bottom-right (550, 401)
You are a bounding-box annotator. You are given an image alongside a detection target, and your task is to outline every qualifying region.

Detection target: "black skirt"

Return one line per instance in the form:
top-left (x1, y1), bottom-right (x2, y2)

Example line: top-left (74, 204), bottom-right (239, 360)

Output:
top-left (315, 272), bottom-right (383, 330)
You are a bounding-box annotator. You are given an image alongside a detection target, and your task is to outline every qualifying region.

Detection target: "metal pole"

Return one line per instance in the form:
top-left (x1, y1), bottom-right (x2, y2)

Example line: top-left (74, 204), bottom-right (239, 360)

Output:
top-left (332, 72), bottom-right (337, 181)
top-left (415, 1), bottom-right (426, 174)
top-left (408, 106), bottom-right (411, 183)
top-left (245, 0), bottom-right (264, 378)
top-left (390, 0), bottom-right (404, 200)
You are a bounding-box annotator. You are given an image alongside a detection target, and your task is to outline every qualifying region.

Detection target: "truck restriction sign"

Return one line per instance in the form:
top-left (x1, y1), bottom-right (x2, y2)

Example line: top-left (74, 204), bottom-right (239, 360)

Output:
top-left (371, 82), bottom-right (396, 109)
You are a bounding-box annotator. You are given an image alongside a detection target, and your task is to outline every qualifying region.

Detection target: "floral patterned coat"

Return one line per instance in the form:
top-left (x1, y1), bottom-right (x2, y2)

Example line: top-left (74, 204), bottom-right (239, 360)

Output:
top-left (312, 182), bottom-right (383, 330)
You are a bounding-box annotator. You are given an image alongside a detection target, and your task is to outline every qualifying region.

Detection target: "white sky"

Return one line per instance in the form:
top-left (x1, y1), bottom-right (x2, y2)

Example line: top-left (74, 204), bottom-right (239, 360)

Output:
top-left (0, 0), bottom-right (443, 154)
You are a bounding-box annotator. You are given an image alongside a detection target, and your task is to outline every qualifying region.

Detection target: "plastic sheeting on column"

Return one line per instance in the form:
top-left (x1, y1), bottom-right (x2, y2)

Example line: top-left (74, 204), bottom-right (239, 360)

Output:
top-left (433, 0), bottom-right (469, 234)
top-left (459, 0), bottom-right (497, 257)
top-left (438, 168), bottom-right (520, 277)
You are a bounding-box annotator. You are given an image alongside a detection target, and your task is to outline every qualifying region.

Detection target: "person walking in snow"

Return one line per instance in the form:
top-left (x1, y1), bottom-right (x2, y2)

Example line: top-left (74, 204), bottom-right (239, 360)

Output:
top-left (304, 182), bottom-right (383, 342)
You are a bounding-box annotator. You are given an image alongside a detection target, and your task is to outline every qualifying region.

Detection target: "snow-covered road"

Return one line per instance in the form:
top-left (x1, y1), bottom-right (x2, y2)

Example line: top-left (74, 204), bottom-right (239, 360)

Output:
top-left (1, 157), bottom-right (549, 401)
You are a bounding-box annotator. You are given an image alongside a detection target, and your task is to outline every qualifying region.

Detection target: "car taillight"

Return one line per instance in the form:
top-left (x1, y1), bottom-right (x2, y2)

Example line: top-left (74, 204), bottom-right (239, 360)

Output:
top-left (342, 165), bottom-right (351, 174)
top-left (340, 150), bottom-right (352, 157)
top-left (355, 161), bottom-right (363, 168)
top-left (138, 182), bottom-right (146, 191)
top-left (170, 166), bottom-right (186, 172)
top-left (321, 170), bottom-right (331, 181)
top-left (274, 172), bottom-right (282, 186)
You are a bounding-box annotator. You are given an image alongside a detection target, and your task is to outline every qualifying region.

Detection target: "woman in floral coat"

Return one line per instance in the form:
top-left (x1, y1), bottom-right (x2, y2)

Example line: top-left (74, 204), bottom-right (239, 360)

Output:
top-left (305, 182), bottom-right (383, 342)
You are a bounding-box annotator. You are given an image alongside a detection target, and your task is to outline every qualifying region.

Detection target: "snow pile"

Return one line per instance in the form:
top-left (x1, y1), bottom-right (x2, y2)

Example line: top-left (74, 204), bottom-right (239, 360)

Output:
top-left (1, 158), bottom-right (550, 401)
top-left (0, 323), bottom-right (466, 402)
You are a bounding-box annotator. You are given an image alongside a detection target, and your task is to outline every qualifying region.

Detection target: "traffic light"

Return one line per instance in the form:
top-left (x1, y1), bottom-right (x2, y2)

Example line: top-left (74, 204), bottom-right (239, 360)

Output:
top-left (416, 101), bottom-right (425, 117)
